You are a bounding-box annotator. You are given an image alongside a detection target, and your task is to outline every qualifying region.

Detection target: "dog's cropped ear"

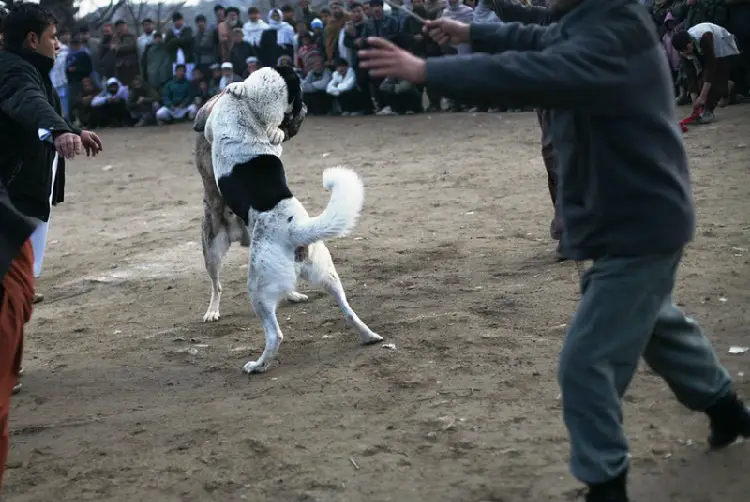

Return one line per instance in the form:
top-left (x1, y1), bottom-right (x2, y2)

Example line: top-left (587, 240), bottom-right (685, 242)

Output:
top-left (192, 92), bottom-right (225, 132)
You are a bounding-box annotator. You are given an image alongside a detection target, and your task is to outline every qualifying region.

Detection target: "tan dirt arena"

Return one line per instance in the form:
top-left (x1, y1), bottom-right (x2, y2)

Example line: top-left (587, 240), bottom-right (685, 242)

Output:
top-left (4, 106), bottom-right (749, 501)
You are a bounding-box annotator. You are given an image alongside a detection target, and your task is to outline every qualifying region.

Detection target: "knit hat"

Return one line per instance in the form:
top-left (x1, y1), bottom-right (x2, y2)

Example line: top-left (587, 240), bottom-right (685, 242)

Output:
top-left (311, 18), bottom-right (324, 28)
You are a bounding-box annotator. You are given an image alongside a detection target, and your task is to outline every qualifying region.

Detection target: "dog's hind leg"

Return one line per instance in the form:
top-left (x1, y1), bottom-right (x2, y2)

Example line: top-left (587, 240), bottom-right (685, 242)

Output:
top-left (301, 243), bottom-right (383, 345)
top-left (202, 213), bottom-right (232, 322)
top-left (243, 296), bottom-right (284, 374)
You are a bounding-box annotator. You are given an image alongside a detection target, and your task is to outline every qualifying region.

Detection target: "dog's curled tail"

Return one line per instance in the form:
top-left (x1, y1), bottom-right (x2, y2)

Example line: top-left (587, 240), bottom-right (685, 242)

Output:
top-left (290, 167), bottom-right (365, 247)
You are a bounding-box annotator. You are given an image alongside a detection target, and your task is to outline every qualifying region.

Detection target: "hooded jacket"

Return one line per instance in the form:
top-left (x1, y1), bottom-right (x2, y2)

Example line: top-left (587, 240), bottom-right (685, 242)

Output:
top-left (0, 48), bottom-right (79, 223)
top-left (426, 0), bottom-right (695, 260)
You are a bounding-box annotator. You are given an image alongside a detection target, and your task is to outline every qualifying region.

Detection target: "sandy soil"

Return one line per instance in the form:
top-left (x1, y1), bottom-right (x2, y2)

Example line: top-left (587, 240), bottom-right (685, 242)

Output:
top-left (3, 105), bottom-right (749, 502)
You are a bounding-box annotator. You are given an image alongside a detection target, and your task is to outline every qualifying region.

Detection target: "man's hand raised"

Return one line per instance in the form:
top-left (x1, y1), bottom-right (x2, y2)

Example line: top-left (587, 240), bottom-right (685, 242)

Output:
top-left (423, 18), bottom-right (470, 46)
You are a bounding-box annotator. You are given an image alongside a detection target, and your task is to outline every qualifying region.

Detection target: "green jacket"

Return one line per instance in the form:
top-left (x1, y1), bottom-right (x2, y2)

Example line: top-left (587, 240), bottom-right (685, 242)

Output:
top-left (127, 81), bottom-right (160, 109)
top-left (143, 42), bottom-right (173, 88)
top-left (161, 78), bottom-right (193, 107)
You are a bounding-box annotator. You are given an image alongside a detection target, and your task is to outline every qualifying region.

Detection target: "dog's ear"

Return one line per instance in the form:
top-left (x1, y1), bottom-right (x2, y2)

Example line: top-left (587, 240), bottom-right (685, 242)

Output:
top-left (273, 66), bottom-right (303, 119)
top-left (193, 94), bottom-right (222, 132)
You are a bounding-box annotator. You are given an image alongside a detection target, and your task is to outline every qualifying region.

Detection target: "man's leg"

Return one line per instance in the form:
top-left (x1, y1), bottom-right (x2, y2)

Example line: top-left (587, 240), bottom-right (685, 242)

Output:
top-left (187, 104), bottom-right (199, 121)
top-left (559, 252), bottom-right (692, 498)
top-left (0, 239), bottom-right (35, 488)
top-left (29, 218), bottom-right (49, 280)
top-left (536, 110), bottom-right (564, 249)
top-left (155, 106), bottom-right (172, 124)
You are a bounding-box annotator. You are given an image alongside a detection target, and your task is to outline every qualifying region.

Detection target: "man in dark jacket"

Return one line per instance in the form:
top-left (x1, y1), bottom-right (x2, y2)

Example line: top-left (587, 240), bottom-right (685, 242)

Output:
top-left (0, 1), bottom-right (101, 482)
top-left (357, 1), bottom-right (750, 500)
top-left (165, 12), bottom-right (194, 73)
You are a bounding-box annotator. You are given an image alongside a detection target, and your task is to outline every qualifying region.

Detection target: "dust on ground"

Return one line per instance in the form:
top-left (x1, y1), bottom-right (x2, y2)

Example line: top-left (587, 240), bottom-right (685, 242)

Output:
top-left (4, 105), bottom-right (749, 502)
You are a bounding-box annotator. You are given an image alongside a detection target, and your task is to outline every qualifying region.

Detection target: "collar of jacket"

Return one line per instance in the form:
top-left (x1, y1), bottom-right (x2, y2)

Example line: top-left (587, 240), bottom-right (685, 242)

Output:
top-left (3, 46), bottom-right (55, 75)
top-left (554, 0), bottom-right (632, 27)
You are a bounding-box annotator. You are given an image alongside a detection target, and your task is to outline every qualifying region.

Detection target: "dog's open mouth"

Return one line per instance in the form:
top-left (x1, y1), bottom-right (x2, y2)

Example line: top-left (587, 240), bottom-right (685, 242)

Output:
top-left (294, 246), bottom-right (308, 263)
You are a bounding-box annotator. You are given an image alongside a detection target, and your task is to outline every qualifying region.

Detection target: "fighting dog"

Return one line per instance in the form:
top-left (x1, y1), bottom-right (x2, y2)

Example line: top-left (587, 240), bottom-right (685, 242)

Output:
top-left (194, 67), bottom-right (382, 373)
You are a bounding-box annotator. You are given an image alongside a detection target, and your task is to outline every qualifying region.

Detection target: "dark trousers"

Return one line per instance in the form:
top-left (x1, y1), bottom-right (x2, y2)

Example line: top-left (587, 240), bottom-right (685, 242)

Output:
top-left (0, 239), bottom-right (34, 488)
top-left (91, 100), bottom-right (132, 127)
top-left (384, 88), bottom-right (423, 114)
top-left (337, 90), bottom-right (362, 113)
top-left (536, 109), bottom-right (562, 240)
top-left (303, 91), bottom-right (331, 116)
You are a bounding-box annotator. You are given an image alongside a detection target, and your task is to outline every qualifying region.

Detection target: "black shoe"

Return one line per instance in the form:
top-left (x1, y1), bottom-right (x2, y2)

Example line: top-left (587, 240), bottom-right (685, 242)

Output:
top-left (585, 471), bottom-right (629, 502)
top-left (706, 392), bottom-right (750, 449)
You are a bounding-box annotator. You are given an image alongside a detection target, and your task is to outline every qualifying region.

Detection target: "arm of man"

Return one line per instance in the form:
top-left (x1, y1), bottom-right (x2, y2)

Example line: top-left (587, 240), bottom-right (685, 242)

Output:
top-left (469, 20), bottom-right (550, 54)
top-left (697, 32), bottom-right (716, 98)
top-left (0, 66), bottom-right (73, 136)
top-left (426, 24), bottom-right (629, 112)
top-left (488, 0), bottom-right (551, 24)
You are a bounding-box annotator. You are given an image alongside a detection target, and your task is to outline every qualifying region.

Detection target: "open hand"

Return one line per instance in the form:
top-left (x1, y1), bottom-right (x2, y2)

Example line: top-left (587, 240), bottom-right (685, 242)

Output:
top-left (80, 130), bottom-right (103, 157)
top-left (422, 18), bottom-right (470, 46)
top-left (358, 37), bottom-right (427, 83)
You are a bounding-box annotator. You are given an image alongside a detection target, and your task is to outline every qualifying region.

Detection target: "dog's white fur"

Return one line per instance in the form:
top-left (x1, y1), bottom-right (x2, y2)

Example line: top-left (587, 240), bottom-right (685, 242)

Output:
top-left (203, 67), bottom-right (382, 374)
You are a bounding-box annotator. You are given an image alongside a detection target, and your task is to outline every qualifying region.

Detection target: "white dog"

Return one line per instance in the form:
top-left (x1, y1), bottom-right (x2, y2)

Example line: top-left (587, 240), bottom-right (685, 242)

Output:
top-left (196, 67), bottom-right (383, 374)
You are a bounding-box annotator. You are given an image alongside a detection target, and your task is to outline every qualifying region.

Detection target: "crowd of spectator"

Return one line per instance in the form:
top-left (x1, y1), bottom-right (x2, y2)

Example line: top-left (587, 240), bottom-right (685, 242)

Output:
top-left (27, 0), bottom-right (750, 127)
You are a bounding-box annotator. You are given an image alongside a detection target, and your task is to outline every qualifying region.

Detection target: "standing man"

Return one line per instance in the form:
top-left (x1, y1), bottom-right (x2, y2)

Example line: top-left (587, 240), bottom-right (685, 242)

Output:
top-left (49, 27), bottom-right (69, 119)
top-left (1, 3), bottom-right (103, 304)
top-left (357, 1), bottom-right (750, 501)
top-left (136, 17), bottom-right (156, 63)
top-left (0, 2), bottom-right (101, 475)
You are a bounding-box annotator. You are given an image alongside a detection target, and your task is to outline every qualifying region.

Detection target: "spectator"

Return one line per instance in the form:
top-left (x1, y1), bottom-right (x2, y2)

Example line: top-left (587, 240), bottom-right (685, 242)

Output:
top-left (226, 6), bottom-right (243, 31)
top-left (142, 32), bottom-right (172, 90)
top-left (214, 4), bottom-right (231, 63)
top-left (379, 77), bottom-right (423, 115)
top-left (91, 77), bottom-right (130, 127)
top-left (229, 27), bottom-right (254, 78)
top-left (98, 22), bottom-right (117, 80)
top-left (156, 64), bottom-right (198, 124)
top-left (672, 23), bottom-right (743, 123)
top-left (112, 20), bottom-right (139, 87)
top-left (441, 0), bottom-right (474, 54)
top-left (362, 0), bottom-right (372, 17)
top-left (726, 0), bottom-right (750, 97)
top-left (78, 26), bottom-right (102, 86)
top-left (362, 0), bottom-right (400, 110)
top-left (219, 61), bottom-right (242, 91)
top-left (70, 76), bottom-right (100, 128)
top-left (278, 54), bottom-right (294, 68)
top-left (243, 6), bottom-right (268, 48)
top-left (194, 14), bottom-right (217, 74)
top-left (165, 12), bottom-right (194, 76)
top-left (319, 7), bottom-right (332, 26)
top-left (246, 56), bottom-right (259, 77)
top-left (294, 0), bottom-right (318, 26)
top-left (65, 34), bottom-right (93, 112)
top-left (208, 62), bottom-right (222, 95)
top-left (302, 52), bottom-right (333, 115)
top-left (190, 67), bottom-right (212, 108)
top-left (326, 58), bottom-right (360, 115)
top-left (297, 31), bottom-right (317, 74)
top-left (672, 0), bottom-right (728, 29)
top-left (293, 21), bottom-right (309, 66)
top-left (127, 74), bottom-right (160, 127)
top-left (342, 3), bottom-right (374, 113)
top-left (324, 0), bottom-right (350, 67)
top-left (137, 18), bottom-right (156, 63)
top-left (258, 8), bottom-right (295, 67)
top-left (661, 13), bottom-right (683, 96)
top-left (473, 0), bottom-right (500, 23)
top-left (50, 28), bottom-right (70, 119)
top-left (281, 4), bottom-right (296, 25)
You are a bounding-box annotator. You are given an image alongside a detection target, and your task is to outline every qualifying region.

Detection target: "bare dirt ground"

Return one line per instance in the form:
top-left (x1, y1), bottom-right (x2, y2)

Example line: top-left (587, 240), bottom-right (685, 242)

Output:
top-left (3, 105), bottom-right (749, 502)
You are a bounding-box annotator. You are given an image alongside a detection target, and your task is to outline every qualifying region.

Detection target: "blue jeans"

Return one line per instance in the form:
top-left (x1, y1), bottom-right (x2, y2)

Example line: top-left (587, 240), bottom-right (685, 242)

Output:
top-left (559, 250), bottom-right (732, 484)
top-left (56, 85), bottom-right (69, 120)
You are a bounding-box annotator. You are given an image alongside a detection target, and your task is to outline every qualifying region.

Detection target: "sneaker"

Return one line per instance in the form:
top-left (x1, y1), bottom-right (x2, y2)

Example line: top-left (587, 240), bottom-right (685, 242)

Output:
top-left (585, 471), bottom-right (629, 502)
top-left (706, 392), bottom-right (750, 449)
top-left (33, 292), bottom-right (44, 304)
top-left (376, 106), bottom-right (396, 116)
top-left (698, 110), bottom-right (715, 124)
top-left (349, 111), bottom-right (364, 117)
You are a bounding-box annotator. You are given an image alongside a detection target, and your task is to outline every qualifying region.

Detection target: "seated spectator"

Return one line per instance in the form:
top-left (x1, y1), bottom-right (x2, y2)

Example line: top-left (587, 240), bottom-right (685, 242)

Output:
top-left (143, 32), bottom-right (173, 90)
top-left (91, 77), bottom-right (131, 127)
top-left (246, 57), bottom-right (259, 78)
top-left (70, 76), bottom-right (100, 128)
top-left (672, 23), bottom-right (743, 124)
top-left (378, 78), bottom-right (423, 115)
top-left (190, 67), bottom-right (211, 107)
top-left (296, 31), bottom-right (317, 75)
top-left (230, 27), bottom-right (255, 78)
top-left (219, 62), bottom-right (243, 91)
top-left (156, 64), bottom-right (198, 124)
top-left (208, 63), bottom-right (222, 95)
top-left (326, 58), bottom-right (361, 116)
top-left (277, 54), bottom-right (294, 69)
top-left (127, 74), bottom-right (160, 127)
top-left (302, 53), bottom-right (333, 115)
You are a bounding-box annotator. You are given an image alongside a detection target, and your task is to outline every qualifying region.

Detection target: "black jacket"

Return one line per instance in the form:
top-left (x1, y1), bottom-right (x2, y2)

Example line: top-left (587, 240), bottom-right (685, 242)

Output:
top-left (0, 180), bottom-right (36, 281)
top-left (426, 0), bottom-right (694, 260)
top-left (0, 48), bottom-right (79, 222)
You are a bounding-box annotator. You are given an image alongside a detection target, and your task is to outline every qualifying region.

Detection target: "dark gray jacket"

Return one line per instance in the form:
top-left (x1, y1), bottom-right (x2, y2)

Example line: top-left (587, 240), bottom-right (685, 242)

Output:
top-left (426, 0), bottom-right (694, 260)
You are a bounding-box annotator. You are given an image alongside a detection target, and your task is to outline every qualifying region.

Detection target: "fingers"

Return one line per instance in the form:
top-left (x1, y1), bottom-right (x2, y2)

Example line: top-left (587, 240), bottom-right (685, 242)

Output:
top-left (89, 132), bottom-right (103, 151)
top-left (54, 133), bottom-right (81, 160)
top-left (363, 37), bottom-right (398, 51)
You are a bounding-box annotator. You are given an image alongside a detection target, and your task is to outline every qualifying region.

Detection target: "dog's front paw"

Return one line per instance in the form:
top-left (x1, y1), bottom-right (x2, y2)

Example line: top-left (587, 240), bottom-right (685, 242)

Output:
top-left (361, 331), bottom-right (384, 345)
top-left (202, 308), bottom-right (221, 322)
top-left (266, 126), bottom-right (285, 145)
top-left (243, 360), bottom-right (269, 374)
top-left (226, 82), bottom-right (248, 99)
top-left (286, 291), bottom-right (309, 303)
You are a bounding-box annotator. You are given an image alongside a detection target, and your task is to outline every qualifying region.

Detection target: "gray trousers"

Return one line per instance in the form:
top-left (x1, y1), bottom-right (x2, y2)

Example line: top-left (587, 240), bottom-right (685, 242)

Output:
top-left (559, 250), bottom-right (732, 484)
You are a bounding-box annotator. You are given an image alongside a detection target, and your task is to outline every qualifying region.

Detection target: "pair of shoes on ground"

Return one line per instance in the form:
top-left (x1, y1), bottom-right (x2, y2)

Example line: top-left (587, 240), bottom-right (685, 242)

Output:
top-left (585, 392), bottom-right (750, 501)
